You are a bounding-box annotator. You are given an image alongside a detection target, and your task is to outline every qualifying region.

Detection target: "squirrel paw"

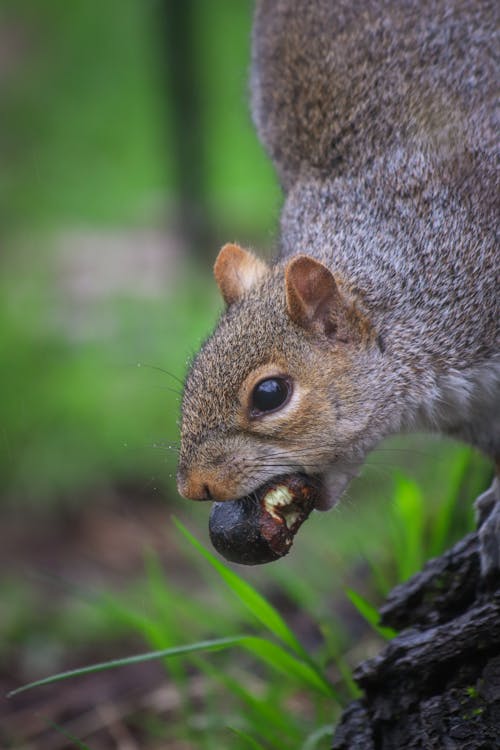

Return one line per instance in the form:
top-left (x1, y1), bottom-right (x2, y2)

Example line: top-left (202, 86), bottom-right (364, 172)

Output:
top-left (475, 477), bottom-right (500, 579)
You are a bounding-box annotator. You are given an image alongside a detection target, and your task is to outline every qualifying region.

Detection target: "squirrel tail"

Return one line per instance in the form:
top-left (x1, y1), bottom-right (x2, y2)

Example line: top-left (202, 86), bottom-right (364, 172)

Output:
top-left (251, 0), bottom-right (497, 192)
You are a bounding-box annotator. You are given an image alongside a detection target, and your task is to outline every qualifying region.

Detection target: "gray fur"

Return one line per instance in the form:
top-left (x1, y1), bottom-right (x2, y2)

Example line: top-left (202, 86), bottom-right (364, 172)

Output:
top-left (178, 0), bottom-right (499, 509)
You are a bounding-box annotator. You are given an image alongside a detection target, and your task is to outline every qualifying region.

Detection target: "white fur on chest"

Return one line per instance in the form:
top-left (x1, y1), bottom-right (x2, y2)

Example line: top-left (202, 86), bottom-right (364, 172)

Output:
top-left (420, 355), bottom-right (500, 455)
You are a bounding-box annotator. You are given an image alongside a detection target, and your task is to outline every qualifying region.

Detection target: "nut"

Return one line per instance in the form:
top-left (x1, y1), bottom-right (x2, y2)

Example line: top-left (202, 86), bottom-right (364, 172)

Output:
top-left (208, 474), bottom-right (317, 565)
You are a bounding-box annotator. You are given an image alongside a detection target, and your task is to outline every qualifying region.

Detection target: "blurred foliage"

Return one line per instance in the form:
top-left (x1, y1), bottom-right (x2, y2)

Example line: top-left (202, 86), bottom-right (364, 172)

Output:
top-left (0, 0), bottom-right (279, 233)
top-left (0, 0), bottom-right (168, 228)
top-left (0, 0), bottom-right (281, 507)
top-left (0, 241), bottom-right (225, 505)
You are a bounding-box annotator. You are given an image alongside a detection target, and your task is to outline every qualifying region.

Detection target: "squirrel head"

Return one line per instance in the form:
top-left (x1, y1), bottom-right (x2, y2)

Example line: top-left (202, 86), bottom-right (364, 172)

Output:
top-left (177, 243), bottom-right (383, 510)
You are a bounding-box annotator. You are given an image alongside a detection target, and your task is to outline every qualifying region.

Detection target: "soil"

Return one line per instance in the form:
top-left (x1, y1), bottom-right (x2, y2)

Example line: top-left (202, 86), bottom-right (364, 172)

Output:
top-left (1, 489), bottom-right (206, 750)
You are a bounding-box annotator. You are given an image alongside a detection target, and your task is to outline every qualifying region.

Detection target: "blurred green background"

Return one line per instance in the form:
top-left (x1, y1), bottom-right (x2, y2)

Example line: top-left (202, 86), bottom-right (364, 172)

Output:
top-left (0, 2), bottom-right (491, 749)
top-left (0, 0), bottom-right (282, 508)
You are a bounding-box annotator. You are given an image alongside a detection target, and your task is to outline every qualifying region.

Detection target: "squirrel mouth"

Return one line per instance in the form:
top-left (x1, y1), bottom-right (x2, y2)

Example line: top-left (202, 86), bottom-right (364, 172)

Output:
top-left (208, 473), bottom-right (319, 565)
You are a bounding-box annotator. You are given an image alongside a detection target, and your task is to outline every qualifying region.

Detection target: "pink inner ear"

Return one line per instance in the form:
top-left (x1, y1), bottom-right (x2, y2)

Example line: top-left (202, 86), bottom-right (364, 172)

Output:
top-left (285, 255), bottom-right (340, 329)
top-left (299, 264), bottom-right (334, 314)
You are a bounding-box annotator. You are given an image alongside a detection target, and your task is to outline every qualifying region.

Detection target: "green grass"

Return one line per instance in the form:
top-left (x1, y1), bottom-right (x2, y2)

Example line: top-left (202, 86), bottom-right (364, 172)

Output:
top-left (8, 452), bottom-right (490, 748)
top-left (9, 524), bottom-right (343, 749)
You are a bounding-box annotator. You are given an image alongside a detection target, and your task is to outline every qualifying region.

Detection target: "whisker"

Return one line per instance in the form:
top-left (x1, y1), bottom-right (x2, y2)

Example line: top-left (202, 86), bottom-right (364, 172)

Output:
top-left (244, 442), bottom-right (431, 464)
top-left (248, 447), bottom-right (334, 459)
top-left (137, 362), bottom-right (185, 387)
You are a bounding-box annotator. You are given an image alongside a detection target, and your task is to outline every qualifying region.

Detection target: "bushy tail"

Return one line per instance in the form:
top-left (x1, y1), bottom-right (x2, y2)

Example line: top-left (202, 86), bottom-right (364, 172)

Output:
top-left (251, 0), bottom-right (497, 191)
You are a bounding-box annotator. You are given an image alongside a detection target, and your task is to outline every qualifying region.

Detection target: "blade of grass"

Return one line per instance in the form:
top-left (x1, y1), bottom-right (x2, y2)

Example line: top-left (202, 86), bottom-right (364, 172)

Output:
top-left (8, 633), bottom-right (336, 701)
top-left (228, 727), bottom-right (268, 749)
top-left (429, 446), bottom-right (471, 556)
top-left (44, 719), bottom-right (92, 750)
top-left (318, 622), bottom-right (360, 700)
top-left (391, 474), bottom-right (425, 581)
top-left (7, 636), bottom-right (247, 698)
top-left (195, 656), bottom-right (303, 743)
top-left (302, 724), bottom-right (335, 750)
top-left (345, 589), bottom-right (396, 640)
top-left (360, 552), bottom-right (393, 597)
top-left (174, 518), bottom-right (308, 658)
top-left (174, 518), bottom-right (338, 699)
top-left (143, 551), bottom-right (191, 688)
top-left (241, 636), bottom-right (336, 698)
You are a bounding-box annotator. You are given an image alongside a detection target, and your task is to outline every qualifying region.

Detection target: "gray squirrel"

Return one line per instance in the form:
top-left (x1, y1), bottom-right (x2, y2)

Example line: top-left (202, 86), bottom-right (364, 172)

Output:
top-left (176, 0), bottom-right (500, 572)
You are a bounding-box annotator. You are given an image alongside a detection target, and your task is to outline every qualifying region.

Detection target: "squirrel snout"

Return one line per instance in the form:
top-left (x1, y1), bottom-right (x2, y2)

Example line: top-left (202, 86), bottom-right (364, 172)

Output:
top-left (177, 462), bottom-right (239, 502)
top-left (177, 469), bottom-right (212, 502)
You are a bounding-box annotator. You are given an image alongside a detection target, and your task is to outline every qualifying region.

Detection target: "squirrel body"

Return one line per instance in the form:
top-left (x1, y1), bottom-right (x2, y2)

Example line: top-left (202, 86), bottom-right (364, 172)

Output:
top-left (178, 1), bottom-right (499, 527)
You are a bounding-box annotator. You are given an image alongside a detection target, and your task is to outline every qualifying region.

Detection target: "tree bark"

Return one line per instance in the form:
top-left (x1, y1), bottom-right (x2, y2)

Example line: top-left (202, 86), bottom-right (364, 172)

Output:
top-left (157, 0), bottom-right (212, 259)
top-left (332, 531), bottom-right (500, 749)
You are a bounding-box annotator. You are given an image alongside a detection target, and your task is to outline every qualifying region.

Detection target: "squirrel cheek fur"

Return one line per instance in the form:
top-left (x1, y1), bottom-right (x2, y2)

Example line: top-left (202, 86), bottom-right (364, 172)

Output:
top-left (178, 248), bottom-right (390, 507)
top-left (177, 1), bottom-right (499, 541)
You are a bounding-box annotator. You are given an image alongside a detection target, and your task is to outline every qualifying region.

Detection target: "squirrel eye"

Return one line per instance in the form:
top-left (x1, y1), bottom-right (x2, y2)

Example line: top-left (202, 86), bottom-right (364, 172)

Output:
top-left (251, 377), bottom-right (291, 415)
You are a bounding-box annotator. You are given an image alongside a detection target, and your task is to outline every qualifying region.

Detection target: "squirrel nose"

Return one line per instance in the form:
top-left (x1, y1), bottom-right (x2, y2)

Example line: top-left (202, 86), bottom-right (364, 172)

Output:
top-left (177, 469), bottom-right (212, 502)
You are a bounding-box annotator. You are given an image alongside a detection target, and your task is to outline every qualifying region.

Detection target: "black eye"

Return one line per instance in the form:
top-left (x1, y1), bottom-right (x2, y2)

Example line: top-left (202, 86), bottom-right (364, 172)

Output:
top-left (251, 377), bottom-right (291, 415)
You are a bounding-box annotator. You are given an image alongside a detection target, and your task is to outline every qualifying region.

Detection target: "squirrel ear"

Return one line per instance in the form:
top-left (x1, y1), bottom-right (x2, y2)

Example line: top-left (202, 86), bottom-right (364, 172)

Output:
top-left (214, 243), bottom-right (269, 305)
top-left (285, 255), bottom-right (347, 339)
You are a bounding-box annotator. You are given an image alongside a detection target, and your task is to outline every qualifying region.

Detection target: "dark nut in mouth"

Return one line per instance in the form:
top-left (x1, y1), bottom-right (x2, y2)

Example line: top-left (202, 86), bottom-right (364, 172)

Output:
top-left (208, 474), bottom-right (318, 565)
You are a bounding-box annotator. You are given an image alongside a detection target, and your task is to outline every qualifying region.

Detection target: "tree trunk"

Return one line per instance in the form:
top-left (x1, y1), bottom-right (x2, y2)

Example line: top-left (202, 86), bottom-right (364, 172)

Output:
top-left (158, 0), bottom-right (212, 259)
top-left (332, 531), bottom-right (500, 749)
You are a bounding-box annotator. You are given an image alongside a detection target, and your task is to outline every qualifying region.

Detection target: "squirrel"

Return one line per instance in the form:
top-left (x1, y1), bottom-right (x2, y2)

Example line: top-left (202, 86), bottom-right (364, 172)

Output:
top-left (177, 0), bottom-right (500, 573)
